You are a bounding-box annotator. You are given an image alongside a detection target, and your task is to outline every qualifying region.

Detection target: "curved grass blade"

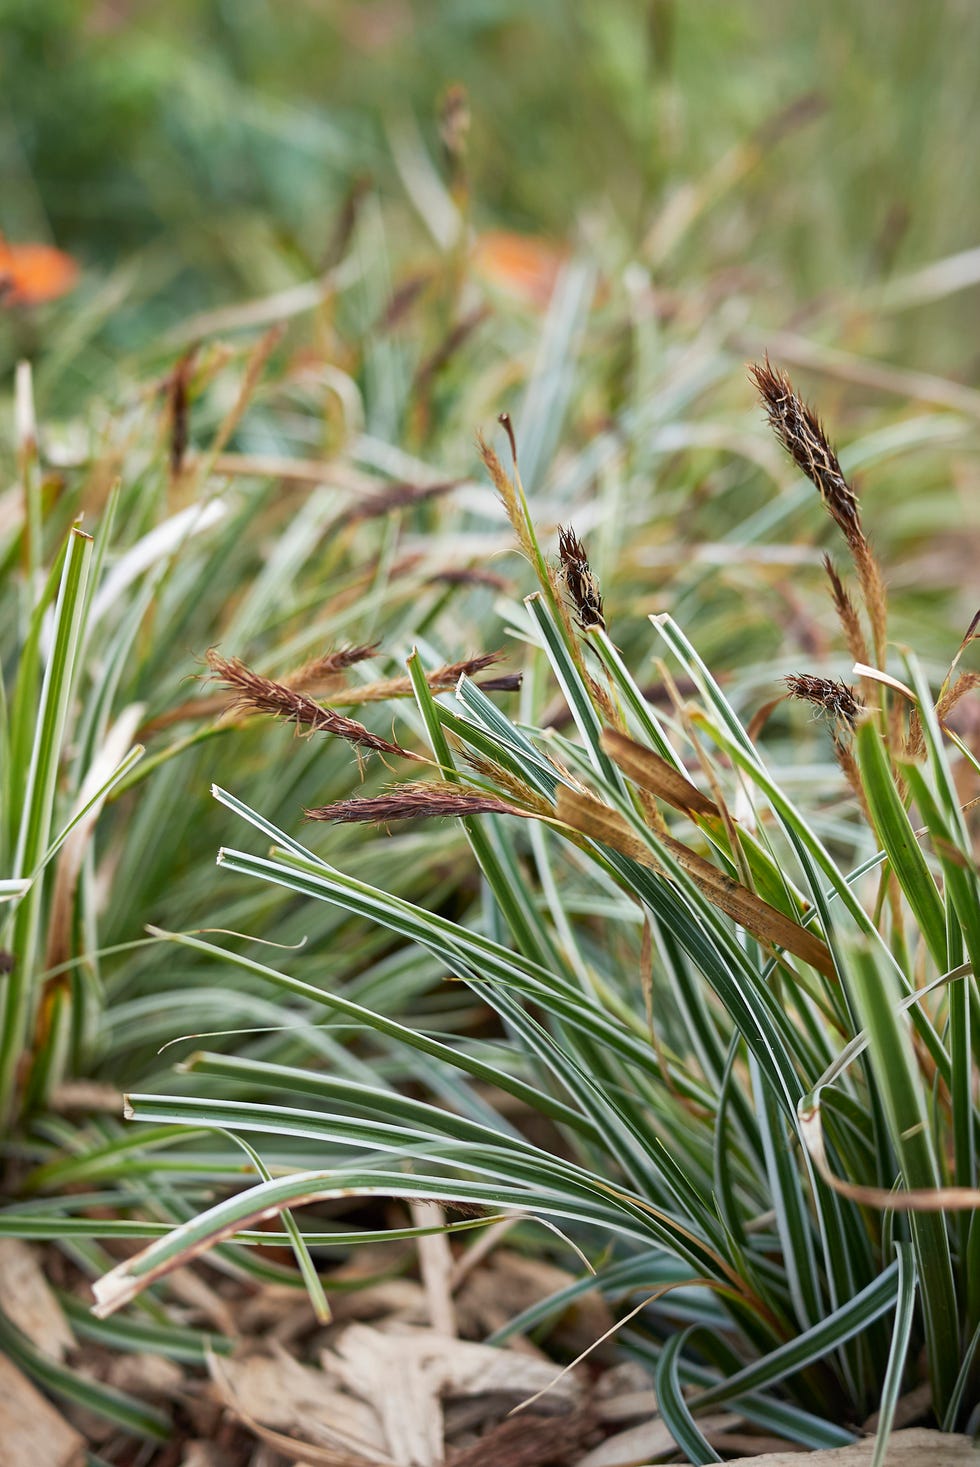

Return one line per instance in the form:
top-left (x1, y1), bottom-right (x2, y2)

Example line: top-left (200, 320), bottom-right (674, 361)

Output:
top-left (854, 714), bottom-right (947, 968)
top-left (656, 1328), bottom-right (723, 1463)
top-left (58, 1292), bottom-right (233, 1365)
top-left (222, 1130), bottom-right (331, 1323)
top-left (690, 1259), bottom-right (899, 1409)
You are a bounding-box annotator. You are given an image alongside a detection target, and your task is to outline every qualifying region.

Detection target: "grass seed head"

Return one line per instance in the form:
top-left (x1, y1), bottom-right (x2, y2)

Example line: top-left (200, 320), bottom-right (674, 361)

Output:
top-left (168, 347), bottom-right (196, 479)
top-left (205, 649), bottom-right (420, 759)
top-left (557, 524), bottom-right (605, 631)
top-left (306, 782), bottom-right (525, 824)
top-left (284, 643), bottom-right (380, 688)
top-left (785, 672), bottom-right (862, 728)
top-left (750, 358), bottom-right (861, 544)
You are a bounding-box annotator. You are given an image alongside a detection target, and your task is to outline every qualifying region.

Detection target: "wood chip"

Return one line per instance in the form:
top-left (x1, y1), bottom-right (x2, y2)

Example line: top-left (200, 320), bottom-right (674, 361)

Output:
top-left (328, 1322), bottom-right (581, 1407)
top-left (862, 1382), bottom-right (932, 1433)
top-left (48, 1081), bottom-right (125, 1113)
top-left (454, 1250), bottom-right (613, 1357)
top-left (107, 1350), bottom-right (185, 1399)
top-left (575, 1411), bottom-right (736, 1467)
top-left (178, 1445), bottom-right (230, 1467)
top-left (211, 1348), bottom-right (389, 1460)
top-left (447, 1406), bottom-right (598, 1467)
top-left (326, 1278), bottom-right (427, 1327)
top-left (167, 1265), bottom-right (237, 1336)
top-left (327, 1328), bottom-right (439, 1467)
top-left (697, 1429), bottom-right (977, 1467)
top-left (594, 1390), bottom-right (658, 1424)
top-left (0, 1239), bottom-right (75, 1361)
top-left (411, 1201), bottom-right (456, 1338)
top-left (0, 1352), bottom-right (85, 1467)
top-left (323, 1324), bottom-right (582, 1467)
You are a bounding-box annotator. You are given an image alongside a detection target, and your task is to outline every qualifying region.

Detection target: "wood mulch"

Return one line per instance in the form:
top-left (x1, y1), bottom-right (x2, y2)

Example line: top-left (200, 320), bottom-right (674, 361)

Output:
top-left (0, 1228), bottom-right (965, 1467)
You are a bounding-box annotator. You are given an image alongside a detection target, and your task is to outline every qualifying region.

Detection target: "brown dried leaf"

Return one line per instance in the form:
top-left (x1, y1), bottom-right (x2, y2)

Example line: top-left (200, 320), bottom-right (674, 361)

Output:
top-left (556, 787), bottom-right (835, 979)
top-left (601, 729), bottom-right (720, 817)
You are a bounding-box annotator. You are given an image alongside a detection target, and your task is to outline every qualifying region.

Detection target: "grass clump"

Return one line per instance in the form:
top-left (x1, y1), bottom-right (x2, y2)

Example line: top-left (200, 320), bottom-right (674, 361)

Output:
top-left (67, 365), bottom-right (980, 1453)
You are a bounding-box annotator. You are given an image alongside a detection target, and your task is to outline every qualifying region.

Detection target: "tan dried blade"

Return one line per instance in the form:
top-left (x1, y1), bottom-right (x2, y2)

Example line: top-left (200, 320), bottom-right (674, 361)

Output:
top-left (556, 787), bottom-right (835, 979)
top-left (601, 729), bottom-right (720, 818)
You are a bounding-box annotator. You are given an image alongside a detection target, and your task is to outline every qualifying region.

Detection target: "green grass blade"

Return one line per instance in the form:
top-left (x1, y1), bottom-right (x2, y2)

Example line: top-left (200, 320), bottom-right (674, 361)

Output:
top-left (656, 1328), bottom-right (723, 1463)
top-left (221, 1130), bottom-right (331, 1323)
top-left (58, 1291), bottom-right (233, 1364)
top-left (854, 714), bottom-right (947, 968)
top-left (1, 527), bottom-right (93, 1123)
top-left (690, 1260), bottom-right (900, 1409)
top-left (870, 1242), bottom-right (918, 1467)
top-left (844, 940), bottom-right (959, 1418)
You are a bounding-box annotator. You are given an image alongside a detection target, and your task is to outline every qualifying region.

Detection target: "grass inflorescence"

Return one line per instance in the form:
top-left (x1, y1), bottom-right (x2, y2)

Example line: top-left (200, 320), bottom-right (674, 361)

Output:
top-left (69, 365), bottom-right (980, 1453)
top-left (1, 114), bottom-right (978, 1450)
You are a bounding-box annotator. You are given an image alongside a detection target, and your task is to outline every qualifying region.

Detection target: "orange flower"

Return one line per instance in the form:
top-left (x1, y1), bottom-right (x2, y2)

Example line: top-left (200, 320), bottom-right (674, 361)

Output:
top-left (471, 230), bottom-right (567, 309)
top-left (0, 236), bottom-right (80, 307)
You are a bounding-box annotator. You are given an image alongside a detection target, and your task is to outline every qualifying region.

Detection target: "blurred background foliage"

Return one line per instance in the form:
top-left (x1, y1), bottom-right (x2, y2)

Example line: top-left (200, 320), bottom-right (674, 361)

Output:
top-left (3, 0), bottom-right (980, 372)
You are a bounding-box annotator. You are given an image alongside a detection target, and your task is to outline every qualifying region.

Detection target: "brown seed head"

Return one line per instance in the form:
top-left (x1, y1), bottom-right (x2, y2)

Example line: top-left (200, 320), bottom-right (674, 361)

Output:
top-left (345, 652), bottom-right (516, 704)
top-left (168, 347), bottom-right (197, 479)
top-left (426, 566), bottom-right (510, 591)
top-left (750, 359), bottom-right (861, 543)
top-left (285, 643), bottom-right (380, 687)
top-left (306, 782), bottom-right (526, 824)
top-left (440, 83), bottom-right (470, 161)
top-left (473, 672), bottom-right (523, 693)
top-left (785, 673), bottom-right (862, 728)
top-left (821, 555), bottom-right (869, 665)
top-left (497, 412), bottom-right (518, 466)
top-left (205, 650), bottom-right (420, 759)
top-left (557, 525), bottom-right (605, 631)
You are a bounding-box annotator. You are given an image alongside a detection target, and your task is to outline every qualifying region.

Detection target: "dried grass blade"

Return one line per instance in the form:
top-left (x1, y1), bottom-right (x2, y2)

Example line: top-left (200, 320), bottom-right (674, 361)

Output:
top-left (556, 788), bottom-right (835, 978)
top-left (601, 729), bottom-right (720, 817)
